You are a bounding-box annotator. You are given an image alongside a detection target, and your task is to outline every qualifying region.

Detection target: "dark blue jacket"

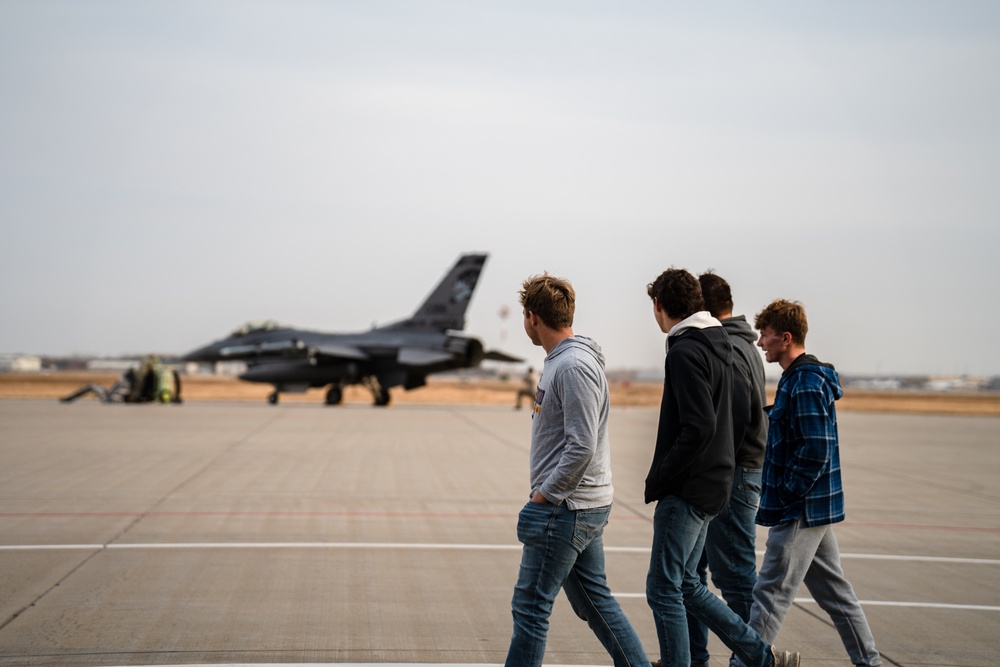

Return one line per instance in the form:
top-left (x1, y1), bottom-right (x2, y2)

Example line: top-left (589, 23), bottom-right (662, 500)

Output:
top-left (757, 353), bottom-right (845, 527)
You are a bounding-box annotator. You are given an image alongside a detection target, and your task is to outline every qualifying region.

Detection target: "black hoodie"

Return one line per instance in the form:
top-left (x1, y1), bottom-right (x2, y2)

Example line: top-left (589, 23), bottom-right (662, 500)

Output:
top-left (644, 322), bottom-right (736, 514)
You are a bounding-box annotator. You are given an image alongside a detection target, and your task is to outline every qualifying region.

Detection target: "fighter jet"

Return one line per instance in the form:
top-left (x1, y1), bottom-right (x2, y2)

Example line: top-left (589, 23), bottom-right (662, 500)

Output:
top-left (183, 253), bottom-right (520, 406)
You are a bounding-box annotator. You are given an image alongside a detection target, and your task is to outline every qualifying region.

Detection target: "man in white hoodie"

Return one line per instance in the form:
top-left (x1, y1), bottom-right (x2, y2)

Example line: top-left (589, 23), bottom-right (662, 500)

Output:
top-left (684, 271), bottom-right (768, 667)
top-left (504, 273), bottom-right (649, 667)
top-left (644, 268), bottom-right (798, 667)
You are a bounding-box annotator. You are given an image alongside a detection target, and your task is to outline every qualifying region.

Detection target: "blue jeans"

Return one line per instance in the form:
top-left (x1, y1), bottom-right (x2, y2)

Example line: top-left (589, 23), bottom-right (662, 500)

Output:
top-left (646, 495), bottom-right (772, 667)
top-left (688, 467), bottom-right (763, 663)
top-left (505, 501), bottom-right (648, 667)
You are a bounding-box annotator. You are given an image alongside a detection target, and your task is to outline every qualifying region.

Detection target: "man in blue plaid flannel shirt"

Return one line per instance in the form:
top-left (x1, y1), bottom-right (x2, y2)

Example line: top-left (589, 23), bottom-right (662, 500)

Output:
top-left (743, 299), bottom-right (882, 667)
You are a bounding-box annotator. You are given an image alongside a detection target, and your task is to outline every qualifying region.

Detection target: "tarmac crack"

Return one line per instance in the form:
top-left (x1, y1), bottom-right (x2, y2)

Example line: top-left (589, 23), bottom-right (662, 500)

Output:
top-left (446, 407), bottom-right (528, 453)
top-left (792, 601), bottom-right (905, 666)
top-left (0, 545), bottom-right (105, 634)
top-left (0, 413), bottom-right (285, 637)
top-left (613, 497), bottom-right (654, 522)
top-left (102, 411), bottom-right (286, 548)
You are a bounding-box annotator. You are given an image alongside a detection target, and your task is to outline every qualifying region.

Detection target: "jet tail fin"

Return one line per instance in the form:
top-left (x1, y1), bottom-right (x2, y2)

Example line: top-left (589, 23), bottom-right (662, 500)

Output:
top-left (383, 253), bottom-right (488, 332)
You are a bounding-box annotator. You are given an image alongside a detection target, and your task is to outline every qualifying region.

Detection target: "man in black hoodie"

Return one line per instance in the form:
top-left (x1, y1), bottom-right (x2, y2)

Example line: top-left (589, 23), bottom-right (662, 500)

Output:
top-left (682, 272), bottom-right (767, 667)
top-left (644, 269), bottom-right (798, 667)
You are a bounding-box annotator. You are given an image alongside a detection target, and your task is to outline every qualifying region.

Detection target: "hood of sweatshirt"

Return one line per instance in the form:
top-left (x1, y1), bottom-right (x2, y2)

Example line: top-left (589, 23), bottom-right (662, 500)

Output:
top-left (721, 315), bottom-right (759, 346)
top-left (668, 311), bottom-right (721, 339)
top-left (668, 312), bottom-right (731, 365)
top-left (546, 335), bottom-right (606, 369)
top-left (783, 353), bottom-right (844, 399)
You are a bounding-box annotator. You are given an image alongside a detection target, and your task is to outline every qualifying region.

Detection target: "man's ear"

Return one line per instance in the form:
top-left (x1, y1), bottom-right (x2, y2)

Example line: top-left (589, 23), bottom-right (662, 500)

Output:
top-left (781, 331), bottom-right (793, 348)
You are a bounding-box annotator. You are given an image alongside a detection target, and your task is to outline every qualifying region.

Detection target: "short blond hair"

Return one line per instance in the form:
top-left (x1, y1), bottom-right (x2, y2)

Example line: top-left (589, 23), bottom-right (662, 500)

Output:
top-left (519, 274), bottom-right (575, 329)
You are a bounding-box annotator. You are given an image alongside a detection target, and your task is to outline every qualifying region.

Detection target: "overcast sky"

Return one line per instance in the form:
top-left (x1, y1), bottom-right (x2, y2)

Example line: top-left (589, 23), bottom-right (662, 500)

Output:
top-left (2, 1), bottom-right (998, 377)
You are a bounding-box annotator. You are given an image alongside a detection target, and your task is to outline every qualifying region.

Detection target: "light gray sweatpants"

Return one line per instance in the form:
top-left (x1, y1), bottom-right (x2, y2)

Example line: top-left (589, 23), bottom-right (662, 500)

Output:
top-left (750, 516), bottom-right (882, 667)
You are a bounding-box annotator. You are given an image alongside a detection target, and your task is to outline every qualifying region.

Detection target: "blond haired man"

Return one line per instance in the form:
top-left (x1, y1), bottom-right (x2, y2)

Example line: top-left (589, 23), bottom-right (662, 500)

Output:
top-left (505, 273), bottom-right (648, 667)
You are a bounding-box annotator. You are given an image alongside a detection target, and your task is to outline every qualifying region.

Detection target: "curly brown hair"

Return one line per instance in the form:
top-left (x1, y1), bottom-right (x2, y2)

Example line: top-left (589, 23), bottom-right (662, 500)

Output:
top-left (519, 274), bottom-right (575, 330)
top-left (646, 268), bottom-right (704, 320)
top-left (754, 299), bottom-right (808, 345)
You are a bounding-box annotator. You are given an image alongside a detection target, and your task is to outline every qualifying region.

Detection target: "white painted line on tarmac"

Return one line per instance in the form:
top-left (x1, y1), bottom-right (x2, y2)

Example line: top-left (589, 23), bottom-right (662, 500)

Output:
top-left (0, 542), bottom-right (521, 551)
top-left (0, 544), bottom-right (104, 550)
top-left (9, 543), bottom-right (994, 614)
top-left (827, 552), bottom-right (1000, 565)
top-left (613, 592), bottom-right (1000, 612)
top-left (1, 542), bottom-right (998, 566)
top-left (107, 542), bottom-right (524, 550)
top-left (611, 546), bottom-right (1000, 565)
top-left (793, 598), bottom-right (1000, 612)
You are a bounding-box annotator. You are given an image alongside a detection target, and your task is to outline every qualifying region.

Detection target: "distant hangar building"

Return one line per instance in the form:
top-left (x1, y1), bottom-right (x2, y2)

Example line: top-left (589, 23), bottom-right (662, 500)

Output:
top-left (0, 354), bottom-right (42, 372)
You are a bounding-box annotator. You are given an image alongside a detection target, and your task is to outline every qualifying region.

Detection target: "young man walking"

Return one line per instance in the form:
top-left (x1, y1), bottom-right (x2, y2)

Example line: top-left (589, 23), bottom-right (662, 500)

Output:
top-left (749, 299), bottom-right (882, 667)
top-left (684, 272), bottom-right (768, 667)
top-left (644, 269), bottom-right (798, 667)
top-left (504, 273), bottom-right (648, 667)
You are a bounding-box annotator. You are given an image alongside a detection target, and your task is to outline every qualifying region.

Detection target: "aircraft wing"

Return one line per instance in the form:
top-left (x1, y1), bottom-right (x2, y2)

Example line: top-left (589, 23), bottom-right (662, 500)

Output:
top-left (397, 347), bottom-right (457, 366)
top-left (483, 350), bottom-right (524, 363)
top-left (312, 343), bottom-right (370, 361)
top-left (218, 340), bottom-right (306, 358)
top-left (215, 339), bottom-right (371, 362)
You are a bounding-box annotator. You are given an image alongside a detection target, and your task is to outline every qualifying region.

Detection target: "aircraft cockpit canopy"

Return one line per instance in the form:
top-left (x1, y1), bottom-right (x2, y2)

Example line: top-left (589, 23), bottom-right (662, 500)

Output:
top-left (230, 320), bottom-right (284, 337)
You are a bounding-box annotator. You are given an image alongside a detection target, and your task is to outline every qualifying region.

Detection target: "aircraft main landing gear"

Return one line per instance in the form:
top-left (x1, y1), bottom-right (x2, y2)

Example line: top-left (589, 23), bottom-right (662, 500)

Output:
top-left (362, 376), bottom-right (391, 407)
top-left (325, 386), bottom-right (343, 406)
top-left (267, 391), bottom-right (279, 405)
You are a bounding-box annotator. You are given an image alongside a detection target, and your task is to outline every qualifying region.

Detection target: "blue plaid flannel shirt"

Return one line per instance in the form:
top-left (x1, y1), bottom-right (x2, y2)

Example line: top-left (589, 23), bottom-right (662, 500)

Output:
top-left (757, 356), bottom-right (845, 527)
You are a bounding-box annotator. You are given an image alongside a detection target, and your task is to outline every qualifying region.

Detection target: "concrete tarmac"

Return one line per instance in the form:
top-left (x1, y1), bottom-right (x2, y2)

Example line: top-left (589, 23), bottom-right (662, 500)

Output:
top-left (0, 400), bottom-right (998, 667)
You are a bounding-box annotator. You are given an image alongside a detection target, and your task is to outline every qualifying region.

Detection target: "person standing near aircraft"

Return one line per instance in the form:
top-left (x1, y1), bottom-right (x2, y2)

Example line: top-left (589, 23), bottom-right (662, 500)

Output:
top-left (514, 366), bottom-right (538, 410)
top-left (747, 299), bottom-right (882, 667)
top-left (504, 273), bottom-right (648, 667)
top-left (683, 272), bottom-right (768, 667)
top-left (644, 268), bottom-right (798, 667)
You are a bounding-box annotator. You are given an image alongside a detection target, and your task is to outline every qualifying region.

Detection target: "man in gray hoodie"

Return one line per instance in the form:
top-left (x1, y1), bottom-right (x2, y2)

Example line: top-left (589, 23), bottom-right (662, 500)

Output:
top-left (684, 272), bottom-right (768, 667)
top-left (505, 273), bottom-right (648, 667)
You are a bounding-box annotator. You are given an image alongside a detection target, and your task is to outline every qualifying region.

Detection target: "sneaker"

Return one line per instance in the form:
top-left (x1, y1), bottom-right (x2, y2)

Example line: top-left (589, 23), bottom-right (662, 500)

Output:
top-left (771, 646), bottom-right (801, 667)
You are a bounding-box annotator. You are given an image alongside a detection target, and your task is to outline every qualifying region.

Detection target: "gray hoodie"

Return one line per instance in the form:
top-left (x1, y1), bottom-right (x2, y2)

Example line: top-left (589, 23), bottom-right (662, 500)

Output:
top-left (529, 336), bottom-right (614, 510)
top-left (721, 315), bottom-right (767, 468)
